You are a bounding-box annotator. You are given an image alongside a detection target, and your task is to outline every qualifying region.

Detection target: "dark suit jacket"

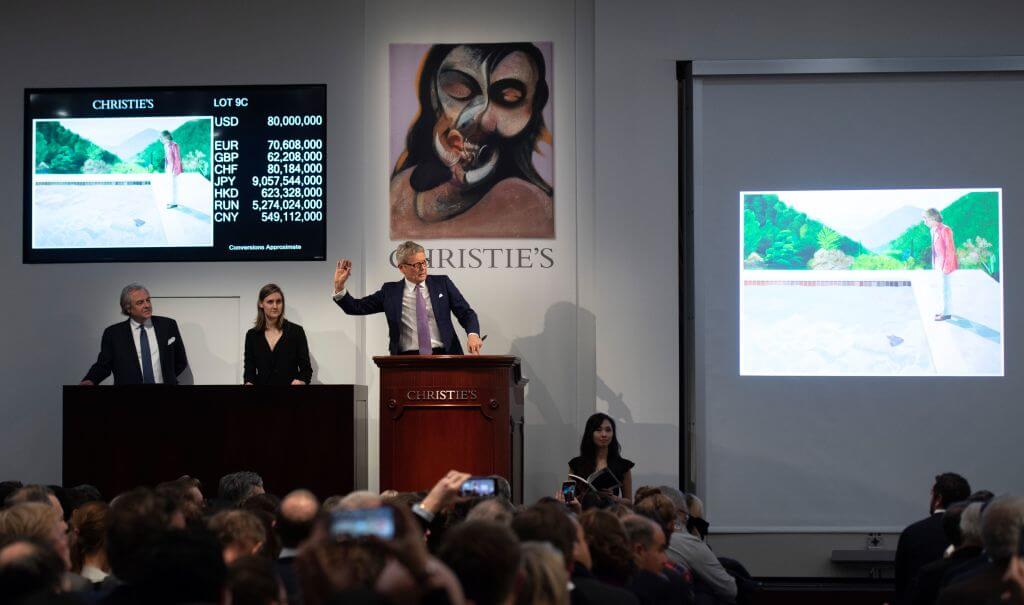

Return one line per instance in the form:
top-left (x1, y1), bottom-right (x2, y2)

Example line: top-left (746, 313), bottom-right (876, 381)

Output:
top-left (895, 513), bottom-right (948, 602)
top-left (243, 321), bottom-right (313, 385)
top-left (907, 545), bottom-right (983, 605)
top-left (83, 316), bottom-right (188, 385)
top-left (335, 274), bottom-right (480, 355)
top-left (935, 562), bottom-right (1006, 605)
top-left (572, 563), bottom-right (640, 605)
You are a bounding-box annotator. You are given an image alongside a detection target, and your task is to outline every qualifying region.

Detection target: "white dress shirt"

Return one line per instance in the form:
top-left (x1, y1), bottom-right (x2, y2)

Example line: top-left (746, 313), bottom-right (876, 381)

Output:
top-left (129, 317), bottom-right (164, 383)
top-left (400, 278), bottom-right (443, 352)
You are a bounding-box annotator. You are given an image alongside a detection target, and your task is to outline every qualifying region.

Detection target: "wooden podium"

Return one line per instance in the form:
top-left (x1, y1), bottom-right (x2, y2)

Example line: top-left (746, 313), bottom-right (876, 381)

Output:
top-left (374, 355), bottom-right (526, 502)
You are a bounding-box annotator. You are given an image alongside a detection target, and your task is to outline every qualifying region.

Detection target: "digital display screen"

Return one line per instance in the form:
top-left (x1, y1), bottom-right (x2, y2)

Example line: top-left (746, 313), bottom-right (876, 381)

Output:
top-left (24, 84), bottom-right (326, 262)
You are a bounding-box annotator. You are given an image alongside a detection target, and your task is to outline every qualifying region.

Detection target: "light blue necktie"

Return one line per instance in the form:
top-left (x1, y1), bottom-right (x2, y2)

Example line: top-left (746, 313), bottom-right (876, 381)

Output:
top-left (139, 324), bottom-right (156, 384)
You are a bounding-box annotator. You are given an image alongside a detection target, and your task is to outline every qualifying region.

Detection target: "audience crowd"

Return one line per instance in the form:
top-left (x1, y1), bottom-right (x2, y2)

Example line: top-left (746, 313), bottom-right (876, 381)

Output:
top-left (0, 470), bottom-right (1021, 605)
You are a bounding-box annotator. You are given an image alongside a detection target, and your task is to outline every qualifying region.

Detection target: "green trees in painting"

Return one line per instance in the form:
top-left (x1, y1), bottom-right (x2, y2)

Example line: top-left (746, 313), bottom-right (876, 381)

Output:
top-left (35, 122), bottom-right (120, 174)
top-left (35, 119), bottom-right (211, 179)
top-left (743, 191), bottom-right (1001, 281)
top-left (743, 194), bottom-right (867, 268)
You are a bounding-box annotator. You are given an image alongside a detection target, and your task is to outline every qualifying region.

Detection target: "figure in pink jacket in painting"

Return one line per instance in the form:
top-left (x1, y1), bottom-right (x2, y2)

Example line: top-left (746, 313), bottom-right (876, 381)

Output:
top-left (161, 130), bottom-right (183, 209)
top-left (923, 208), bottom-right (958, 321)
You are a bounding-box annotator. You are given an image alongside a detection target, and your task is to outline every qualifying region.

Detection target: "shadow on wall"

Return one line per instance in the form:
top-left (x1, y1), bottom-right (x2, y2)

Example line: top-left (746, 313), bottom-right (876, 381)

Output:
top-left (511, 301), bottom-right (636, 502)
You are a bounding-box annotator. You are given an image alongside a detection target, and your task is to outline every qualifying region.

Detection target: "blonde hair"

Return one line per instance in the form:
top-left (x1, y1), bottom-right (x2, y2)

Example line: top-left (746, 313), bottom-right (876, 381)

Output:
top-left (0, 502), bottom-right (62, 542)
top-left (516, 541), bottom-right (569, 605)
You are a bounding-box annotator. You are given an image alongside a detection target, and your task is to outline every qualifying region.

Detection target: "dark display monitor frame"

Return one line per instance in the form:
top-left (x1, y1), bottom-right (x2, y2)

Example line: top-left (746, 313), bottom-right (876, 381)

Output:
top-left (24, 83), bottom-right (327, 264)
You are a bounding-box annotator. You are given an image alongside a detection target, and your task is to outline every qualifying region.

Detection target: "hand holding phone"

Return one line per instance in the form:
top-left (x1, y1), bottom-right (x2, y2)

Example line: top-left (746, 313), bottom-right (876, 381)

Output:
top-left (459, 476), bottom-right (497, 497)
top-left (561, 481), bottom-right (576, 503)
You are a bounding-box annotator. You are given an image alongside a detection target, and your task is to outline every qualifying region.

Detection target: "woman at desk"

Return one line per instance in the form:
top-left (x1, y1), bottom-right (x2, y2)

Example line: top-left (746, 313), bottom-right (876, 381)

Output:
top-left (244, 284), bottom-right (312, 385)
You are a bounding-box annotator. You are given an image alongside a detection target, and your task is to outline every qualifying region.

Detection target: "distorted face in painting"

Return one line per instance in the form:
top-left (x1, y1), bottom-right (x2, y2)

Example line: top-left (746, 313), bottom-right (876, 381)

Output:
top-left (391, 43), bottom-right (553, 233)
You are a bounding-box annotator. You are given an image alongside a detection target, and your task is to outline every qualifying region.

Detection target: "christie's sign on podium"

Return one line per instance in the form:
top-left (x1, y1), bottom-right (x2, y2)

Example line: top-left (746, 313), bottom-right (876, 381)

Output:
top-left (373, 355), bottom-right (526, 502)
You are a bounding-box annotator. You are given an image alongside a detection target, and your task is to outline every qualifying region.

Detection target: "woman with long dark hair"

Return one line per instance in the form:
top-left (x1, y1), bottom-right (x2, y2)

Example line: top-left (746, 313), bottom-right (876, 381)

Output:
top-left (568, 412), bottom-right (634, 501)
top-left (243, 283), bottom-right (312, 385)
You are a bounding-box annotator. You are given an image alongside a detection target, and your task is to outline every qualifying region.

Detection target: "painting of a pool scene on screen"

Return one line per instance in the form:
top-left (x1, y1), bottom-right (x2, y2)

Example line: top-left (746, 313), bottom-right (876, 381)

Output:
top-left (740, 188), bottom-right (1003, 376)
top-left (32, 116), bottom-right (214, 249)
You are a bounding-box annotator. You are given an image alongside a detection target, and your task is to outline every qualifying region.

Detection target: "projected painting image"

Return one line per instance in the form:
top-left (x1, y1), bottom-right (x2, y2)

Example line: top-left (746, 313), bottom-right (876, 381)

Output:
top-left (740, 189), bottom-right (1003, 376)
top-left (32, 116), bottom-right (214, 248)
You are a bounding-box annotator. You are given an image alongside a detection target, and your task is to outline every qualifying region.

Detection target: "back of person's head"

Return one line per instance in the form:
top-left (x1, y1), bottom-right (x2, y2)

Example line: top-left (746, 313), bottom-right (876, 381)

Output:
top-left (516, 541), bottom-right (569, 605)
top-left (941, 501), bottom-right (969, 547)
top-left (337, 491), bottom-right (382, 511)
top-left (209, 509), bottom-right (267, 564)
top-left (106, 488), bottom-right (175, 583)
top-left (932, 473), bottom-right (971, 509)
top-left (295, 536), bottom-right (390, 605)
top-left (438, 520), bottom-right (521, 605)
top-left (4, 485), bottom-right (52, 507)
top-left (69, 501), bottom-right (109, 573)
top-left (960, 502), bottom-right (984, 547)
top-left (467, 498), bottom-right (517, 525)
top-left (228, 555), bottom-right (284, 605)
top-left (64, 485), bottom-right (103, 515)
top-left (156, 478), bottom-right (204, 526)
top-left (980, 495), bottom-right (1024, 565)
top-left (0, 502), bottom-right (67, 570)
top-left (135, 528), bottom-right (226, 605)
top-left (241, 499), bottom-right (282, 560)
top-left (511, 503), bottom-right (575, 571)
top-left (579, 509), bottom-right (634, 584)
top-left (579, 490), bottom-right (615, 512)
top-left (0, 502), bottom-right (62, 543)
top-left (277, 490), bottom-right (320, 550)
top-left (218, 471), bottom-right (265, 506)
top-left (633, 486), bottom-right (662, 505)
top-left (0, 537), bottom-right (65, 602)
top-left (243, 493), bottom-right (281, 516)
top-left (635, 493), bottom-right (676, 542)
top-left (970, 490), bottom-right (995, 503)
top-left (623, 515), bottom-right (658, 548)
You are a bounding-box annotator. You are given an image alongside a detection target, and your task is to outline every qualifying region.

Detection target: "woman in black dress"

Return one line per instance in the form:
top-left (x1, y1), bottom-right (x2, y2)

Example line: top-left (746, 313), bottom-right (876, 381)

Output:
top-left (243, 283), bottom-right (312, 385)
top-left (568, 412), bottom-right (634, 501)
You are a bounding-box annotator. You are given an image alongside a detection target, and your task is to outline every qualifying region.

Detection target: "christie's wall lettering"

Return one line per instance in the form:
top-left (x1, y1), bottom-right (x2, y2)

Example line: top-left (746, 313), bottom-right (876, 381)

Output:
top-left (388, 247), bottom-right (554, 270)
top-left (406, 389), bottom-right (479, 401)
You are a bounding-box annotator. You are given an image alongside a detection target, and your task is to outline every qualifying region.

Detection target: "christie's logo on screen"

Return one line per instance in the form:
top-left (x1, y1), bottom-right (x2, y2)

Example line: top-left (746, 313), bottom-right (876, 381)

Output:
top-left (91, 98), bottom-right (155, 110)
top-left (406, 389), bottom-right (478, 401)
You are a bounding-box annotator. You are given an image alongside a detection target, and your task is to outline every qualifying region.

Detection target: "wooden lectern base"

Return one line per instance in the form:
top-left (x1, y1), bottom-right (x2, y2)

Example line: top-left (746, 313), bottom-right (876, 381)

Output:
top-left (374, 355), bottom-right (526, 502)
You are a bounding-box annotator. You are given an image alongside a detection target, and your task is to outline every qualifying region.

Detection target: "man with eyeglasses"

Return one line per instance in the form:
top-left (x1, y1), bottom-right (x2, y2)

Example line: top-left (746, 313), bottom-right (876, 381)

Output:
top-left (332, 240), bottom-right (482, 355)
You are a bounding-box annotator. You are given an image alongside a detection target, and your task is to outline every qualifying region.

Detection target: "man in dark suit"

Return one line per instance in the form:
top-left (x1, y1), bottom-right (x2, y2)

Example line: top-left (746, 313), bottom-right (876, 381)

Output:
top-left (81, 283), bottom-right (188, 385)
top-left (894, 472), bottom-right (971, 604)
top-left (332, 241), bottom-right (482, 355)
top-left (936, 495), bottom-right (1024, 605)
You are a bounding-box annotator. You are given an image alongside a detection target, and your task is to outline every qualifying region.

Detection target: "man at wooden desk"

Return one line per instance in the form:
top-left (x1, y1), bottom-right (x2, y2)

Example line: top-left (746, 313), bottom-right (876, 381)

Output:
top-left (332, 241), bottom-right (482, 355)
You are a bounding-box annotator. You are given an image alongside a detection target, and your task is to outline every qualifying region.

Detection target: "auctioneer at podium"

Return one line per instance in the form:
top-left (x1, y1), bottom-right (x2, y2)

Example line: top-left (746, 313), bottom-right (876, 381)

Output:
top-left (331, 241), bottom-right (483, 355)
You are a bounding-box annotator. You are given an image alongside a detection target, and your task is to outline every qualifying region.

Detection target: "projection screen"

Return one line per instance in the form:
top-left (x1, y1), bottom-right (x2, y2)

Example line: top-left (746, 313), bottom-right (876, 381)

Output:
top-left (681, 58), bottom-right (1024, 531)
